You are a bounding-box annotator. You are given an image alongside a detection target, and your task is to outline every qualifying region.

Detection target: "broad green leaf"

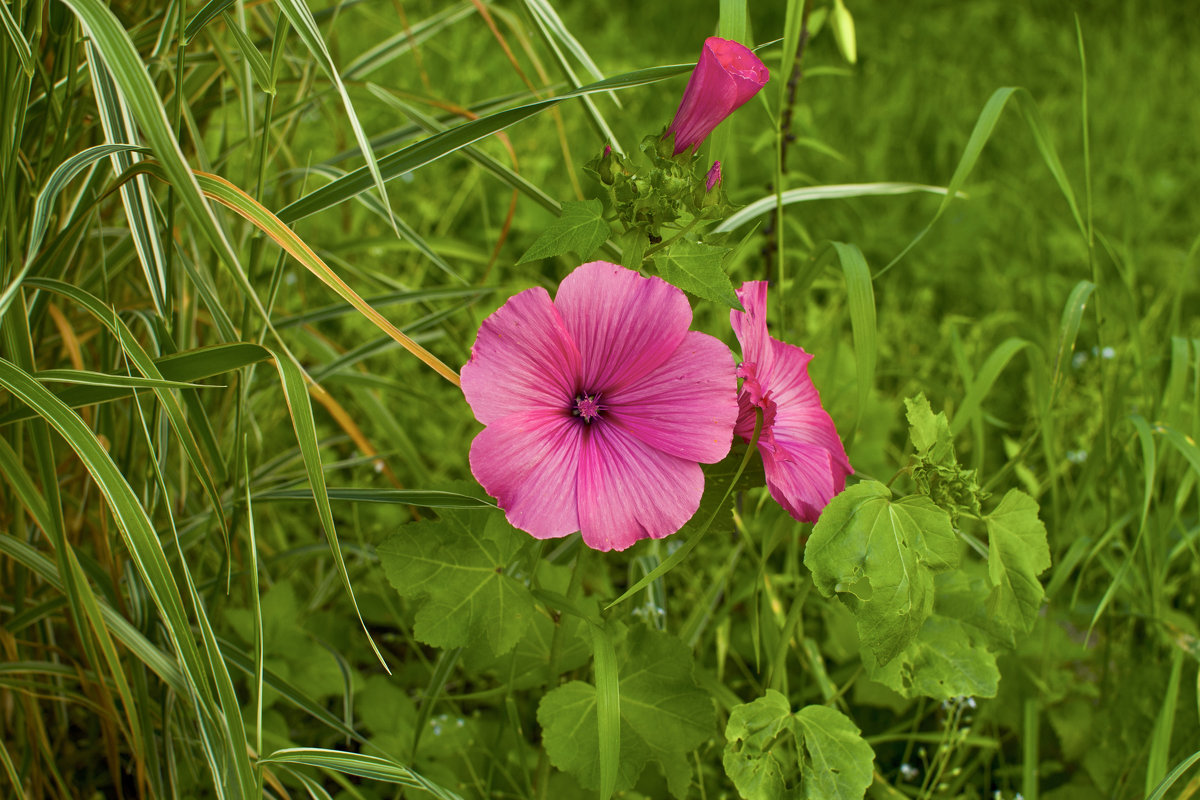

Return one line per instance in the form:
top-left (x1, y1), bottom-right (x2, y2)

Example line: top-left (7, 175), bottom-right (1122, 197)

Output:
top-left (984, 490), bottom-right (1051, 645)
top-left (793, 705), bottom-right (875, 800)
top-left (538, 625), bottom-right (714, 798)
top-left (866, 614), bottom-right (999, 700)
top-left (905, 393), bottom-right (954, 461)
top-left (804, 481), bottom-right (959, 665)
top-left (518, 199), bottom-right (609, 264)
top-left (723, 690), bottom-right (794, 799)
top-left (377, 506), bottom-right (534, 655)
top-left (724, 690), bottom-right (875, 800)
top-left (652, 240), bottom-right (741, 309)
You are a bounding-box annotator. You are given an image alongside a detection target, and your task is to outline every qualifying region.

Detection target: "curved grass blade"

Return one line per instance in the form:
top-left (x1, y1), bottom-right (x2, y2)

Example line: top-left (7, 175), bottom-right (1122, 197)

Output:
top-left (220, 12), bottom-right (274, 95)
top-left (275, 0), bottom-right (397, 233)
top-left (1146, 750), bottom-right (1200, 800)
top-left (877, 86), bottom-right (1086, 277)
top-left (269, 346), bottom-right (390, 671)
top-left (343, 1), bottom-right (475, 80)
top-left (184, 0), bottom-right (236, 42)
top-left (0, 358), bottom-right (244, 792)
top-left (277, 63), bottom-right (692, 224)
top-left (85, 42), bottom-right (170, 313)
top-left (258, 748), bottom-right (464, 799)
top-left (1046, 280), bottom-right (1095, 410)
top-left (832, 242), bottom-right (876, 443)
top-left (714, 182), bottom-right (956, 234)
top-left (949, 338), bottom-right (1035, 437)
top-left (0, 2), bottom-right (34, 78)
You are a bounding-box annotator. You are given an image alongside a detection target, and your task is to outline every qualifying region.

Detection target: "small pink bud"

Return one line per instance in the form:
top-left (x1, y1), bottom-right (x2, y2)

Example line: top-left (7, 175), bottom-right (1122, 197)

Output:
top-left (603, 144), bottom-right (612, 157)
top-left (706, 161), bottom-right (722, 192)
top-left (665, 37), bottom-right (769, 155)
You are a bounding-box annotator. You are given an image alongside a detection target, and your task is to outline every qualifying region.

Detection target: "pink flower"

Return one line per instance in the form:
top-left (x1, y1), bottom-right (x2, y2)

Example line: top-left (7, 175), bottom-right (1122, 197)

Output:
top-left (462, 262), bottom-right (738, 551)
top-left (730, 282), bottom-right (852, 522)
top-left (665, 37), bottom-right (770, 155)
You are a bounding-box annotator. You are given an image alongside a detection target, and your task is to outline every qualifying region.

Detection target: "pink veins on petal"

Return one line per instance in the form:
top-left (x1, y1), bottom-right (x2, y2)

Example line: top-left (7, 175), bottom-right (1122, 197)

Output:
top-left (461, 261), bottom-right (738, 552)
top-left (730, 282), bottom-right (852, 523)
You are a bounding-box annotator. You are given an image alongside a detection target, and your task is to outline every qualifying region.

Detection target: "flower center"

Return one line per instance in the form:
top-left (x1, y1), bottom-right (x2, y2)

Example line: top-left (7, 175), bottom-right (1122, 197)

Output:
top-left (572, 393), bottom-right (604, 423)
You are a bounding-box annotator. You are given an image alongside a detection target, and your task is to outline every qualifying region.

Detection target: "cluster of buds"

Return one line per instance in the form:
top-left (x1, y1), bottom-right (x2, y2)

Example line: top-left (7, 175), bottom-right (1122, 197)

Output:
top-left (585, 37), bottom-right (768, 247)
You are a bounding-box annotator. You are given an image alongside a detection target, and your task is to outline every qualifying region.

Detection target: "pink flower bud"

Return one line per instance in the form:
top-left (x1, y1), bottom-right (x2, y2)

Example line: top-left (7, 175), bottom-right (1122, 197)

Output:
top-left (706, 161), bottom-right (722, 192)
top-left (665, 37), bottom-right (769, 155)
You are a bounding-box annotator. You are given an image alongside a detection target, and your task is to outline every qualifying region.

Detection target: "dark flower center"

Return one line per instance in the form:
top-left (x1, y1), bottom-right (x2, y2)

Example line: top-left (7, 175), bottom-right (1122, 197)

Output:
top-left (572, 393), bottom-right (604, 423)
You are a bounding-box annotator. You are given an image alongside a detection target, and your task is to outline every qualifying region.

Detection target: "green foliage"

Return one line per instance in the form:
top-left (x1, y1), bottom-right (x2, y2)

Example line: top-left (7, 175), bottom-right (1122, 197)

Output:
top-left (517, 198), bottom-right (609, 264)
top-left (724, 690), bottom-right (875, 800)
top-left (378, 505), bottom-right (535, 656)
top-left (805, 481), bottom-right (960, 665)
top-left (652, 240), bottom-right (742, 309)
top-left (984, 489), bottom-right (1051, 645)
top-left (538, 625), bottom-right (714, 797)
top-left (905, 393), bottom-right (986, 519)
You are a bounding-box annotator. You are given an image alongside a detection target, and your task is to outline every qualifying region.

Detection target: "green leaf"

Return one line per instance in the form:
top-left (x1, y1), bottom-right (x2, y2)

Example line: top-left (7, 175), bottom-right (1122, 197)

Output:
top-left (537, 625), bottom-right (714, 798)
top-left (904, 393), bottom-right (953, 461)
top-left (517, 199), bottom-right (609, 263)
top-left (723, 690), bottom-right (875, 800)
top-left (377, 506), bottom-right (534, 656)
top-left (793, 705), bottom-right (875, 800)
top-left (804, 481), bottom-right (959, 666)
top-left (652, 240), bottom-right (741, 309)
top-left (904, 393), bottom-right (984, 519)
top-left (984, 489), bottom-right (1051, 645)
top-left (866, 614), bottom-right (1000, 700)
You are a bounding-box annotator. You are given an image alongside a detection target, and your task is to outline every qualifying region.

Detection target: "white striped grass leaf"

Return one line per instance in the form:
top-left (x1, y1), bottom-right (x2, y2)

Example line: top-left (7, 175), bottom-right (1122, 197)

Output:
top-left (278, 62), bottom-right (692, 224)
top-left (0, 339), bottom-right (269, 426)
top-left (252, 488), bottom-right (496, 508)
top-left (521, 0), bottom-right (623, 153)
top-left (20, 278), bottom-right (229, 541)
top-left (522, 0), bottom-right (617, 101)
top-left (0, 360), bottom-right (243, 791)
top-left (714, 182), bottom-right (957, 234)
top-left (0, 435), bottom-right (53, 534)
top-left (343, 1), bottom-right (475, 80)
top-left (0, 143), bottom-right (148, 320)
top-left (220, 12), bottom-right (274, 95)
top-left (33, 369), bottom-right (211, 390)
top-left (591, 623), bottom-right (621, 800)
top-left (242, 447), bottom-right (265, 762)
top-left (877, 86), bottom-right (1086, 278)
top-left (258, 748), bottom-right (465, 799)
top-left (0, 742), bottom-right (20, 800)
top-left (0, 536), bottom-right (185, 692)
top-left (124, 376), bottom-right (255, 796)
top-left (0, 1), bottom-right (34, 77)
top-left (302, 164), bottom-right (464, 283)
top-left (283, 767), bottom-right (336, 800)
top-left (85, 41), bottom-right (171, 314)
top-left (949, 338), bottom-right (1036, 438)
top-left (831, 242), bottom-right (876, 446)
top-left (274, 0), bottom-right (398, 234)
top-left (58, 0), bottom-right (289, 354)
top-left (184, 0), bottom-right (238, 42)
top-left (269, 345), bottom-right (390, 671)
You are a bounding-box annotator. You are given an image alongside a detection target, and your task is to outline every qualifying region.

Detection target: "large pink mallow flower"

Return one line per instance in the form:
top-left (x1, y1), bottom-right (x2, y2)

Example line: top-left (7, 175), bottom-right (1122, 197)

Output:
top-left (665, 37), bottom-right (770, 155)
top-left (462, 261), bottom-right (738, 551)
top-left (730, 282), bottom-right (852, 522)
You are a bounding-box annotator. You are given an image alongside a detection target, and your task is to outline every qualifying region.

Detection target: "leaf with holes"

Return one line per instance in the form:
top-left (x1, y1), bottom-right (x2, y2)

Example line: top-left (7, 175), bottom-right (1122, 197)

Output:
top-left (724, 689), bottom-right (875, 800)
top-left (804, 481), bottom-right (960, 666)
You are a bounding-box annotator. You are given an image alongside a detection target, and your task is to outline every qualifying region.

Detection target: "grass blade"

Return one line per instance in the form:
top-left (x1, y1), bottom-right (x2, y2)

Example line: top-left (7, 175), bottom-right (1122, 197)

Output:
top-left (714, 182), bottom-right (956, 234)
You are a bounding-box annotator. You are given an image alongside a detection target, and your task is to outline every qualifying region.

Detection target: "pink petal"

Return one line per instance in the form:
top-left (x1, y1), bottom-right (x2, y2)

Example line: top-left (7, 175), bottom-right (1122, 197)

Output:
top-left (766, 339), bottom-right (849, 473)
top-left (469, 410), bottom-right (582, 539)
top-left (605, 330), bottom-right (738, 463)
top-left (461, 287), bottom-right (582, 426)
top-left (554, 261), bottom-right (693, 394)
top-left (576, 423), bottom-right (704, 551)
top-left (761, 443), bottom-right (843, 523)
top-left (730, 281), bottom-right (777, 380)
